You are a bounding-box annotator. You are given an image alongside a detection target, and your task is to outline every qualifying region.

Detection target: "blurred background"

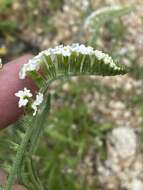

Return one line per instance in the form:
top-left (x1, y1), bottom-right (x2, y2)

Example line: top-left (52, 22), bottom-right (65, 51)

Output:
top-left (0, 0), bottom-right (143, 189)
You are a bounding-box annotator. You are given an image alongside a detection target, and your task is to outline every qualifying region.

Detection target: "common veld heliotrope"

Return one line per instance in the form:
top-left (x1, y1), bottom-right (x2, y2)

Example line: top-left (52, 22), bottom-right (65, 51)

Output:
top-left (4, 44), bottom-right (127, 190)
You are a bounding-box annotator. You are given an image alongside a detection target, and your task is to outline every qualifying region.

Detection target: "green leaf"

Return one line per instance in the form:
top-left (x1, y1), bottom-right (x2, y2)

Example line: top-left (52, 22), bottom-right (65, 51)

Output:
top-left (84, 5), bottom-right (135, 44)
top-left (28, 70), bottom-right (46, 88)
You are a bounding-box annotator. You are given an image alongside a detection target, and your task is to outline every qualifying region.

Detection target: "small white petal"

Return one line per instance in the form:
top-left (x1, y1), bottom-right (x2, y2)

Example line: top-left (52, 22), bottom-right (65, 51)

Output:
top-left (35, 93), bottom-right (43, 105)
top-left (19, 59), bottom-right (40, 79)
top-left (95, 50), bottom-right (105, 60)
top-left (15, 90), bottom-right (24, 97)
top-left (31, 92), bottom-right (44, 116)
top-left (19, 98), bottom-right (28, 107)
top-left (23, 88), bottom-right (33, 97)
top-left (31, 103), bottom-right (37, 116)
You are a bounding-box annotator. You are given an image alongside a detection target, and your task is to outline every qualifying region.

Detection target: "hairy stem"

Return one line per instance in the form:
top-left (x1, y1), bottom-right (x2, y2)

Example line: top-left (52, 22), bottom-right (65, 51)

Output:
top-left (5, 121), bottom-right (34, 190)
top-left (6, 94), bottom-right (51, 190)
top-left (29, 94), bottom-right (51, 155)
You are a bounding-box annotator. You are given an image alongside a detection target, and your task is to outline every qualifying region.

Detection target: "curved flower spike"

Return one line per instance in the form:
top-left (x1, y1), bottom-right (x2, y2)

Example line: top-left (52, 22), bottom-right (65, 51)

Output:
top-left (8, 44), bottom-right (128, 190)
top-left (19, 43), bottom-right (127, 82)
top-left (16, 44), bottom-right (127, 116)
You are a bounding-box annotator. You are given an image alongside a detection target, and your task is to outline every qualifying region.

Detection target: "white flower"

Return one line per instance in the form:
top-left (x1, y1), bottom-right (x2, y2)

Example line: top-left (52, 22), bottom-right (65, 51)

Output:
top-left (35, 92), bottom-right (43, 105)
top-left (15, 88), bottom-right (32, 108)
top-left (31, 92), bottom-right (43, 116)
top-left (94, 50), bottom-right (119, 69)
top-left (19, 59), bottom-right (40, 79)
top-left (15, 89), bottom-right (43, 115)
top-left (50, 45), bottom-right (72, 57)
top-left (48, 44), bottom-right (94, 56)
top-left (15, 88), bottom-right (32, 98)
top-left (61, 46), bottom-right (71, 56)
top-left (94, 50), bottom-right (106, 60)
top-left (79, 44), bottom-right (94, 55)
top-left (31, 102), bottom-right (38, 116)
top-left (71, 43), bottom-right (94, 55)
top-left (18, 98), bottom-right (29, 107)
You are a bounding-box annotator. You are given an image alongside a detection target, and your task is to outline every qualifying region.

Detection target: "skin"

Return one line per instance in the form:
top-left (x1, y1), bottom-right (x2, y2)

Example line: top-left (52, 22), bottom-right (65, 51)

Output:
top-left (0, 54), bottom-right (37, 130)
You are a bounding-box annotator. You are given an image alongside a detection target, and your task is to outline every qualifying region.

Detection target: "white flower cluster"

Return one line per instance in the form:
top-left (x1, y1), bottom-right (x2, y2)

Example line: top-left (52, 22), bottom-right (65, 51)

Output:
top-left (19, 58), bottom-right (41, 79)
top-left (19, 43), bottom-right (120, 79)
top-left (46, 44), bottom-right (95, 56)
top-left (15, 88), bottom-right (32, 108)
top-left (94, 50), bottom-right (117, 68)
top-left (15, 88), bottom-right (43, 116)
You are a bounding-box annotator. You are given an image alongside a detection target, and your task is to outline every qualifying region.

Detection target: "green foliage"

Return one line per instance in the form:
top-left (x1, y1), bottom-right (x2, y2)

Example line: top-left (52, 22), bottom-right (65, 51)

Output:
top-left (1, 83), bottom-right (113, 190)
top-left (85, 5), bottom-right (134, 28)
top-left (5, 95), bottom-right (51, 190)
top-left (42, 53), bottom-right (126, 77)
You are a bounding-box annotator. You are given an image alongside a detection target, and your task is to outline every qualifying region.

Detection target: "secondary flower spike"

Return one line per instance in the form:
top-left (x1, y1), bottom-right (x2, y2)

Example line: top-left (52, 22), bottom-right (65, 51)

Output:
top-left (15, 88), bottom-right (32, 108)
top-left (15, 88), bottom-right (43, 116)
